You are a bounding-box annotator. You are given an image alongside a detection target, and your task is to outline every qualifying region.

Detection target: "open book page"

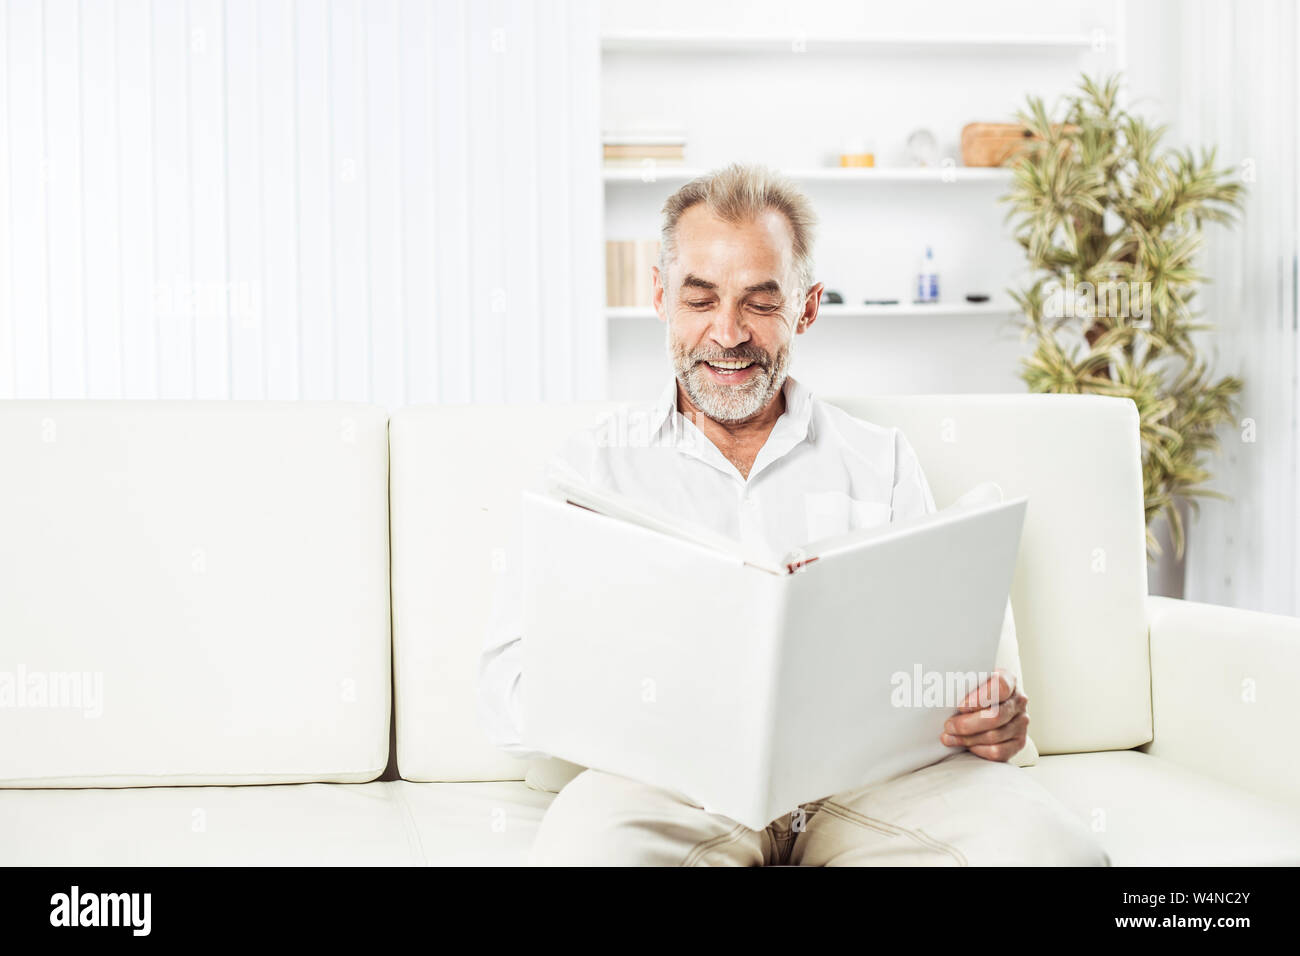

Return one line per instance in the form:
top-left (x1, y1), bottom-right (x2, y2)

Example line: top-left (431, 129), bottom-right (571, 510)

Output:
top-left (798, 496), bottom-right (1025, 564)
top-left (543, 473), bottom-right (785, 574)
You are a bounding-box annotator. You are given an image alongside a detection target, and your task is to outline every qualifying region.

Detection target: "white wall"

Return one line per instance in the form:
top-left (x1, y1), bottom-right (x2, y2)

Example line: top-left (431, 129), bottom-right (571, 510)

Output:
top-left (0, 0), bottom-right (605, 406)
top-left (599, 0), bottom-right (1101, 37)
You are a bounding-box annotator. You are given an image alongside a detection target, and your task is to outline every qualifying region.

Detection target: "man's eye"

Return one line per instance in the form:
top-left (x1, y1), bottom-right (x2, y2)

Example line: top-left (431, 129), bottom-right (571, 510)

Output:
top-left (687, 300), bottom-right (713, 308)
top-left (750, 304), bottom-right (779, 313)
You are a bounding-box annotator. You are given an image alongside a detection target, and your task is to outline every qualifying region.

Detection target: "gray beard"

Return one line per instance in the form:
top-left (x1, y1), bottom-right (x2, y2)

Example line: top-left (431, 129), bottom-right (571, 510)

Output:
top-left (666, 327), bottom-right (792, 424)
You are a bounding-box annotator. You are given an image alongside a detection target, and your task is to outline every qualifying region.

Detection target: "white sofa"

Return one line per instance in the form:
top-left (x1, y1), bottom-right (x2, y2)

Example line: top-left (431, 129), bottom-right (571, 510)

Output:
top-left (2, 396), bottom-right (1298, 866)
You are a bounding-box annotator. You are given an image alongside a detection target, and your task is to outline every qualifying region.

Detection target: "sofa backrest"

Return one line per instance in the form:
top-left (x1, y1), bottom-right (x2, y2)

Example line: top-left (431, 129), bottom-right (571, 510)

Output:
top-left (390, 393), bottom-right (1152, 782)
top-left (829, 395), bottom-right (1151, 755)
top-left (390, 403), bottom-right (620, 782)
top-left (0, 402), bottom-right (392, 787)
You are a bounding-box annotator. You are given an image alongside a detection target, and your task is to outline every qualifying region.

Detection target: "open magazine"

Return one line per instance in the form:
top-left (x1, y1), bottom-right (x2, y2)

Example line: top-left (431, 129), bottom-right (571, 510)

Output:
top-left (519, 477), bottom-right (1027, 828)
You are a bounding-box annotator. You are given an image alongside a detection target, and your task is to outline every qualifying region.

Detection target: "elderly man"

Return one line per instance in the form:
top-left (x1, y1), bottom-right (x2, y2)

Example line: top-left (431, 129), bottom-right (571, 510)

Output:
top-left (479, 163), bottom-right (1107, 867)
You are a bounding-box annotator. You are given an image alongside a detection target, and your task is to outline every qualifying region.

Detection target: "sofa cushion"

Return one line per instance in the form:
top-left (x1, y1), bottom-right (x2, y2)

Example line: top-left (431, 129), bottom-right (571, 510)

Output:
top-left (390, 780), bottom-right (553, 866)
top-left (830, 396), bottom-right (1150, 755)
top-left (389, 403), bottom-right (618, 782)
top-left (0, 782), bottom-right (419, 865)
top-left (1145, 596), bottom-right (1300, 806)
top-left (0, 780), bottom-right (554, 865)
top-left (12, 754), bottom-right (1288, 866)
top-left (1025, 750), bottom-right (1300, 865)
top-left (0, 403), bottom-right (392, 787)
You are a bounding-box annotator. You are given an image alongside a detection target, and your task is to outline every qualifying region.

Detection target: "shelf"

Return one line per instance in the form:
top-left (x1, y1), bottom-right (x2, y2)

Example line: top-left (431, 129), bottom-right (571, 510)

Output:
top-left (607, 303), bottom-right (1018, 320)
top-left (601, 31), bottom-right (1105, 55)
top-left (604, 166), bottom-right (1013, 184)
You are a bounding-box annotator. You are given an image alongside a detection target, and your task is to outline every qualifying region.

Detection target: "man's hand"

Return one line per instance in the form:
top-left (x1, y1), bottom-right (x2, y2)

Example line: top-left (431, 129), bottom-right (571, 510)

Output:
top-left (938, 670), bottom-right (1029, 762)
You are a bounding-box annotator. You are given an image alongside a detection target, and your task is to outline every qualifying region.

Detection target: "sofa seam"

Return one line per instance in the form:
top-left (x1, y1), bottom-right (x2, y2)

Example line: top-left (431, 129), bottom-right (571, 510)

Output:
top-left (0, 768), bottom-right (389, 786)
top-left (382, 414), bottom-right (401, 780)
top-left (1143, 608), bottom-right (1156, 748)
top-left (384, 781), bottom-right (429, 866)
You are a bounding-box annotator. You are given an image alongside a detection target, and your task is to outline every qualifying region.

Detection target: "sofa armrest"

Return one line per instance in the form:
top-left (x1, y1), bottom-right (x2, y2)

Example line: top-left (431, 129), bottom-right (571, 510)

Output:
top-left (1143, 596), bottom-right (1300, 807)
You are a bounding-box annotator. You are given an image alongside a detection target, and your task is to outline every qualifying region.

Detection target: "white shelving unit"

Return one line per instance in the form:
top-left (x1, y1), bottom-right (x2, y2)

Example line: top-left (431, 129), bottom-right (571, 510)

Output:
top-left (599, 2), bottom-right (1125, 400)
top-left (601, 31), bottom-right (1106, 55)
top-left (604, 166), bottom-right (1015, 184)
top-left (607, 302), bottom-right (1017, 320)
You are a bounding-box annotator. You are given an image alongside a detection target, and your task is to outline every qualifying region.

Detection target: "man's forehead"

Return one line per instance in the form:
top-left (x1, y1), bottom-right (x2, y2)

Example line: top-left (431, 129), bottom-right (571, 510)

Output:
top-left (677, 204), bottom-right (794, 247)
top-left (672, 206), bottom-right (795, 287)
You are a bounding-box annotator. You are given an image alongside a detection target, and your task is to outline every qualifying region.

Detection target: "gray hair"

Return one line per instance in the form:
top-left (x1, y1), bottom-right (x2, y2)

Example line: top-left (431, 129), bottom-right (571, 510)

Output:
top-left (658, 162), bottom-right (818, 296)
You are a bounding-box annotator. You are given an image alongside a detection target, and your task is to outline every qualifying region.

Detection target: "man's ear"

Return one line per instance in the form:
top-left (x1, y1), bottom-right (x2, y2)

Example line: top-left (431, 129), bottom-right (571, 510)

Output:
top-left (652, 266), bottom-right (667, 323)
top-left (796, 282), bottom-right (824, 334)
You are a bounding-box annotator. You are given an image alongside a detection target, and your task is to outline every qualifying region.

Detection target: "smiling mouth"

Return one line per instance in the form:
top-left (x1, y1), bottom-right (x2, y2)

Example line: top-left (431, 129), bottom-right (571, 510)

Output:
top-left (702, 359), bottom-right (759, 376)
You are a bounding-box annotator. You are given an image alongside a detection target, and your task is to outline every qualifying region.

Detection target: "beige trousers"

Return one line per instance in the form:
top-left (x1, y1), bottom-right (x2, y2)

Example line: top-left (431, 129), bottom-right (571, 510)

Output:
top-left (530, 752), bottom-right (1109, 866)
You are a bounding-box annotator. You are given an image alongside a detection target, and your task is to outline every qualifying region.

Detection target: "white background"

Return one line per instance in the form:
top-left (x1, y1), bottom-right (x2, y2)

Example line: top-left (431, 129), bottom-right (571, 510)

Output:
top-left (0, 0), bottom-right (605, 406)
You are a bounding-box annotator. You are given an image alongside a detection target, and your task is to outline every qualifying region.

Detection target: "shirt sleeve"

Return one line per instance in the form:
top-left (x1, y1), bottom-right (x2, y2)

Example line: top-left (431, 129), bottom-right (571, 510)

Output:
top-left (476, 435), bottom-right (594, 759)
top-left (890, 427), bottom-right (937, 520)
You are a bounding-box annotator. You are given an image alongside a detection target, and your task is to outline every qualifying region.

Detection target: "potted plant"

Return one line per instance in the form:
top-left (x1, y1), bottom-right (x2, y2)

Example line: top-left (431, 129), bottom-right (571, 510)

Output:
top-left (1002, 74), bottom-right (1245, 587)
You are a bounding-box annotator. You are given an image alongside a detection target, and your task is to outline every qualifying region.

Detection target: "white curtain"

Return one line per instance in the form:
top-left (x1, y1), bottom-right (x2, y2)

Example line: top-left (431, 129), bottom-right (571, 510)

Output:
top-left (0, 0), bottom-right (604, 407)
top-left (1131, 0), bottom-right (1300, 614)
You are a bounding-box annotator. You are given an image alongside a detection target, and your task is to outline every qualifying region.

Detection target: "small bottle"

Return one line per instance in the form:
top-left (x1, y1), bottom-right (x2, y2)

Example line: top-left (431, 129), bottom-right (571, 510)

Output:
top-left (916, 246), bottom-right (940, 303)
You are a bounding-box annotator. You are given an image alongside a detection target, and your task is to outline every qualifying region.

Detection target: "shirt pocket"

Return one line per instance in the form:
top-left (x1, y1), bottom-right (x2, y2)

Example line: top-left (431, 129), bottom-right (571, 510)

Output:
top-left (804, 491), bottom-right (891, 541)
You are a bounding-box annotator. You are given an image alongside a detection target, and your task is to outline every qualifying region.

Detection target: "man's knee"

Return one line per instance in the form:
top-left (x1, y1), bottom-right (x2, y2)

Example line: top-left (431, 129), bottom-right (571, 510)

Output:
top-left (529, 769), bottom-right (760, 866)
top-left (529, 770), bottom-right (637, 866)
top-left (987, 799), bottom-right (1111, 866)
top-left (950, 761), bottom-right (1112, 866)
top-left (800, 754), bottom-right (1110, 866)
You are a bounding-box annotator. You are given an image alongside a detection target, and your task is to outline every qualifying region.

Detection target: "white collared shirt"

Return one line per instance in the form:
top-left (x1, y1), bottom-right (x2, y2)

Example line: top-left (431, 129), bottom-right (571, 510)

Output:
top-left (477, 375), bottom-right (937, 757)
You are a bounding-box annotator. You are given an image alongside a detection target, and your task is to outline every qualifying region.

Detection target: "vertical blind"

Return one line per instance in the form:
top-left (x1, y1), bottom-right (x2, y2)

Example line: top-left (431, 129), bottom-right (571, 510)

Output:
top-left (1176, 0), bottom-right (1300, 615)
top-left (0, 0), bottom-right (605, 407)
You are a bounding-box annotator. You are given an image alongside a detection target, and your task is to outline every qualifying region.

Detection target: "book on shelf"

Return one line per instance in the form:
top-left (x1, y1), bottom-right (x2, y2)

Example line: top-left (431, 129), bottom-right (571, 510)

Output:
top-left (603, 143), bottom-right (686, 163)
top-left (605, 239), bottom-right (660, 308)
top-left (602, 128), bottom-right (687, 166)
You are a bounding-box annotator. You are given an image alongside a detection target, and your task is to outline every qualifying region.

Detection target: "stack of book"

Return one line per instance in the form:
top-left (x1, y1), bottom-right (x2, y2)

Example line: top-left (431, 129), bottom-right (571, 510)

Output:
top-left (605, 239), bottom-right (661, 307)
top-left (602, 129), bottom-right (686, 167)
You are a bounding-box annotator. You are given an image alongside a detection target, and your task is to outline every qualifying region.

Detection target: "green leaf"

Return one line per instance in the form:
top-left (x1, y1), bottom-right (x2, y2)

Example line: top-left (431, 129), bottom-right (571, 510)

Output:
top-left (1004, 72), bottom-right (1245, 564)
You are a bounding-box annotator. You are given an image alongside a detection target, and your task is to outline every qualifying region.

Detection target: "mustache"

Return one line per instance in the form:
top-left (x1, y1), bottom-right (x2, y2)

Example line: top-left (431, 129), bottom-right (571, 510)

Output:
top-left (691, 346), bottom-right (770, 367)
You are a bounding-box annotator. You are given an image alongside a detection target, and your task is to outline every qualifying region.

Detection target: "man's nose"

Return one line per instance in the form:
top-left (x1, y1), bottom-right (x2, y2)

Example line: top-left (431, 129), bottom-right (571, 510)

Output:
top-left (710, 303), bottom-right (750, 350)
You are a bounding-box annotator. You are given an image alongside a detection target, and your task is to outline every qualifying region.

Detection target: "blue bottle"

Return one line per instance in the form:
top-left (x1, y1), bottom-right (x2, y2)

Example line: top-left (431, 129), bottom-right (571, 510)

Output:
top-left (916, 246), bottom-right (940, 304)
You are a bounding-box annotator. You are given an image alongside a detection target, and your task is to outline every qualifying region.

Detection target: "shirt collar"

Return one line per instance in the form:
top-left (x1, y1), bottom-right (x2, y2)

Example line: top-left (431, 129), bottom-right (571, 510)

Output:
top-left (649, 373), bottom-right (817, 447)
top-left (647, 375), bottom-right (681, 436)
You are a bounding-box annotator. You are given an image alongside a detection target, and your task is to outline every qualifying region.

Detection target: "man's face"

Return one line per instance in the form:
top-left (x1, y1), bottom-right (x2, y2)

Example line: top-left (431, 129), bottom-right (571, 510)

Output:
top-left (654, 206), bottom-right (816, 424)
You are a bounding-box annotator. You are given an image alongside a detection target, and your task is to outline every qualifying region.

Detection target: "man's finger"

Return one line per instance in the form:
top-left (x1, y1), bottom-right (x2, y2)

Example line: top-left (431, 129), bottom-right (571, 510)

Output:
top-left (944, 694), bottom-right (1026, 737)
top-left (957, 669), bottom-right (1016, 711)
top-left (968, 739), bottom-right (1027, 762)
top-left (943, 713), bottom-right (1030, 748)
